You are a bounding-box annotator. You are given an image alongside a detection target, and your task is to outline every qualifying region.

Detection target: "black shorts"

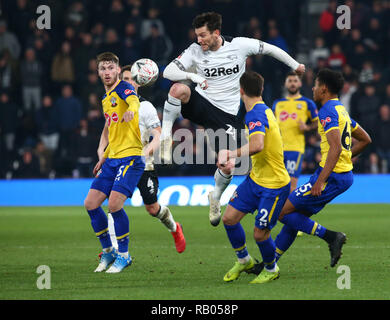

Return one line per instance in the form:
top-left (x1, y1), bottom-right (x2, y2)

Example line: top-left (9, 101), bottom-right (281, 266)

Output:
top-left (137, 170), bottom-right (159, 205)
top-left (181, 88), bottom-right (245, 152)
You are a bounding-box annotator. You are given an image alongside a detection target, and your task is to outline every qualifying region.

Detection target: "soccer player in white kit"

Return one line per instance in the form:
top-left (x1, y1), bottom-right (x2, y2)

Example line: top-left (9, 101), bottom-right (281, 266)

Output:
top-left (160, 12), bottom-right (305, 227)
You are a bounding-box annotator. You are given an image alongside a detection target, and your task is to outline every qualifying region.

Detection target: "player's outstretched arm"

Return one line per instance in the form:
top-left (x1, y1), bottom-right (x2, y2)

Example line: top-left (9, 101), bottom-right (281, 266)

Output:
top-left (261, 42), bottom-right (305, 75)
top-left (351, 125), bottom-right (372, 158)
top-left (163, 61), bottom-right (208, 89)
top-left (217, 133), bottom-right (264, 170)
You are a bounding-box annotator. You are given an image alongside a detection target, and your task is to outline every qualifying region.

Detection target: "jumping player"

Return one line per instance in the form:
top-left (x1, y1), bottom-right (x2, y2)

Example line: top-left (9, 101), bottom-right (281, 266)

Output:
top-left (159, 12), bottom-right (305, 227)
top-left (84, 52), bottom-right (145, 273)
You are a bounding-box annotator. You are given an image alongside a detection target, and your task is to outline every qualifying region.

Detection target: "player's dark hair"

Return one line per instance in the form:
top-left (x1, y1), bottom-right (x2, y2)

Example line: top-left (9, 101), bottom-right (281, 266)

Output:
top-left (315, 68), bottom-right (344, 95)
top-left (192, 12), bottom-right (222, 32)
top-left (96, 52), bottom-right (119, 66)
top-left (286, 70), bottom-right (299, 78)
top-left (240, 71), bottom-right (264, 97)
top-left (120, 64), bottom-right (132, 79)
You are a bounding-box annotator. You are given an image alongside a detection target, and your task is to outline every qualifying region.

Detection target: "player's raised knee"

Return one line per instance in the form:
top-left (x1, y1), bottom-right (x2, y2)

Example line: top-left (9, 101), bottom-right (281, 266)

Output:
top-left (169, 83), bottom-right (190, 101)
top-left (253, 227), bottom-right (270, 242)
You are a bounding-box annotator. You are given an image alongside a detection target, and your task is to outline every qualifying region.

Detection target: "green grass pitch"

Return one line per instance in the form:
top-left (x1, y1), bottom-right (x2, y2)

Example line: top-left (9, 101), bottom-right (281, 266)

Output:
top-left (0, 204), bottom-right (389, 300)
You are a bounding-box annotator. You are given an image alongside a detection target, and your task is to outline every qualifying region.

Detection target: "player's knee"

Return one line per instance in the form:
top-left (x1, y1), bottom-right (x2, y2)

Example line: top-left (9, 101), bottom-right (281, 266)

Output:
top-left (84, 197), bottom-right (98, 211)
top-left (146, 203), bottom-right (160, 216)
top-left (169, 83), bottom-right (189, 101)
top-left (253, 227), bottom-right (270, 242)
top-left (222, 214), bottom-right (236, 226)
top-left (107, 198), bottom-right (123, 213)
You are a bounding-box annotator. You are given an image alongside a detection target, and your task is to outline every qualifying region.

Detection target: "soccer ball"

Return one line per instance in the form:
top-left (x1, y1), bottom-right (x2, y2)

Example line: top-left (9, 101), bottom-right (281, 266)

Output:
top-left (131, 58), bottom-right (159, 86)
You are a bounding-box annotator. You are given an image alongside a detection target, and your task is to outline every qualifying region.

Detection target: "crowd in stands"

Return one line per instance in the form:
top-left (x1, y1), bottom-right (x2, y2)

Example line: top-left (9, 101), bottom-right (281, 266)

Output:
top-left (0, 0), bottom-right (389, 179)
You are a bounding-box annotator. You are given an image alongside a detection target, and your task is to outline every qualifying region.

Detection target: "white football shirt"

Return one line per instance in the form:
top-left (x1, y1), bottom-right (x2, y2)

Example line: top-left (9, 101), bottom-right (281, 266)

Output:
top-left (138, 100), bottom-right (161, 171)
top-left (173, 37), bottom-right (263, 115)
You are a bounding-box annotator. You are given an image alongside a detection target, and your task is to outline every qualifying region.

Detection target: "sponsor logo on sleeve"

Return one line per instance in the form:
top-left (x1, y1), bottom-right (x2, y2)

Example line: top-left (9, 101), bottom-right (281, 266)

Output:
top-left (249, 121), bottom-right (262, 130)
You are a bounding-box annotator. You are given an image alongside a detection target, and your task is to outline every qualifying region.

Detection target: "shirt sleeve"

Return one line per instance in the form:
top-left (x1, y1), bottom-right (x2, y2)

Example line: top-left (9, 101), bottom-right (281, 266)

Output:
top-left (172, 43), bottom-right (196, 71)
top-left (234, 37), bottom-right (263, 56)
top-left (245, 108), bottom-right (268, 137)
top-left (272, 100), bottom-right (279, 113)
top-left (319, 106), bottom-right (339, 133)
top-left (350, 117), bottom-right (359, 131)
top-left (140, 101), bottom-right (161, 129)
top-left (306, 99), bottom-right (318, 120)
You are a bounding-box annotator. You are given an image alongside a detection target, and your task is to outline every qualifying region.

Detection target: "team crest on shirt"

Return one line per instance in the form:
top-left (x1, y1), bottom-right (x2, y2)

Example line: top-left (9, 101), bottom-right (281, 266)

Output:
top-left (297, 103), bottom-right (303, 110)
top-left (110, 96), bottom-right (117, 107)
top-left (249, 121), bottom-right (262, 130)
top-left (230, 191), bottom-right (238, 202)
top-left (321, 117), bottom-right (331, 127)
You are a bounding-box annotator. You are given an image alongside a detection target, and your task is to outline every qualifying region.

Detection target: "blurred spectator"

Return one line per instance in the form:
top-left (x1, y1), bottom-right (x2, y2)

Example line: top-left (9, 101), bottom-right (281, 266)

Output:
top-left (267, 24), bottom-right (288, 53)
top-left (0, 49), bottom-right (17, 94)
top-left (91, 23), bottom-right (105, 49)
top-left (12, 148), bottom-right (42, 179)
top-left (319, 0), bottom-right (338, 46)
top-left (327, 44), bottom-right (347, 71)
top-left (64, 1), bottom-right (88, 33)
top-left (55, 85), bottom-right (82, 158)
top-left (383, 84), bottom-right (390, 106)
top-left (8, 0), bottom-right (34, 48)
top-left (101, 28), bottom-right (120, 54)
top-left (340, 81), bottom-right (357, 114)
top-left (0, 92), bottom-right (19, 168)
top-left (0, 19), bottom-right (21, 60)
top-left (121, 22), bottom-right (142, 63)
top-left (309, 36), bottom-right (330, 69)
top-left (86, 102), bottom-right (105, 140)
top-left (143, 23), bottom-right (173, 66)
top-left (72, 119), bottom-right (97, 178)
top-left (35, 95), bottom-right (59, 152)
top-left (51, 41), bottom-right (75, 90)
top-left (20, 47), bottom-right (42, 113)
top-left (351, 83), bottom-right (381, 133)
top-left (140, 7), bottom-right (166, 40)
top-left (374, 104), bottom-right (390, 173)
top-left (105, 0), bottom-right (127, 35)
top-left (349, 43), bottom-right (367, 71)
top-left (80, 73), bottom-right (104, 114)
top-left (34, 140), bottom-right (53, 177)
top-left (73, 33), bottom-right (98, 84)
top-left (363, 17), bottom-right (384, 64)
top-left (358, 61), bottom-right (374, 83)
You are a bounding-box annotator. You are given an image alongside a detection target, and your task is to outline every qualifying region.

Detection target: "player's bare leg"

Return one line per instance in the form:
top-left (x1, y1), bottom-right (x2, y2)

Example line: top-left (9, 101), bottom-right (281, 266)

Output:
top-left (146, 203), bottom-right (186, 253)
top-left (160, 83), bottom-right (191, 164)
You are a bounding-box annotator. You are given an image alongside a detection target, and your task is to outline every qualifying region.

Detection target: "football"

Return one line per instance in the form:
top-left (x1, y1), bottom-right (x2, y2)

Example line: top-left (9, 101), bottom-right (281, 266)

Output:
top-left (131, 58), bottom-right (159, 86)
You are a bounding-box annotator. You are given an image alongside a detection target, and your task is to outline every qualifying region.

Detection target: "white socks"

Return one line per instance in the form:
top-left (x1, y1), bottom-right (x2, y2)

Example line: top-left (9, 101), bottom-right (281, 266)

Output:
top-left (213, 168), bottom-right (232, 200)
top-left (107, 213), bottom-right (118, 249)
top-left (156, 206), bottom-right (177, 232)
top-left (161, 94), bottom-right (182, 139)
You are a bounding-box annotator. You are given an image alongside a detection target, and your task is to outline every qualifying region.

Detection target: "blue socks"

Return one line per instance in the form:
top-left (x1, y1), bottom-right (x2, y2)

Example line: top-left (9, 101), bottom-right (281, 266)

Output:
top-left (224, 223), bottom-right (249, 260)
top-left (280, 212), bottom-right (327, 238)
top-left (275, 224), bottom-right (298, 262)
top-left (256, 237), bottom-right (276, 270)
top-left (87, 207), bottom-right (112, 250)
top-left (110, 208), bottom-right (130, 254)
